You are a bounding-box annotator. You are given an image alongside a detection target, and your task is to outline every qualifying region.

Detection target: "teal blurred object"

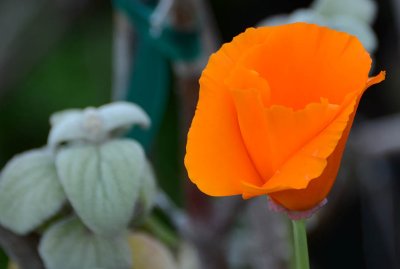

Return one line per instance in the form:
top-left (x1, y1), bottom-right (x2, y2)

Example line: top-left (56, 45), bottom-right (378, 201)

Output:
top-left (113, 0), bottom-right (201, 150)
top-left (125, 37), bottom-right (172, 149)
top-left (113, 0), bottom-right (200, 61)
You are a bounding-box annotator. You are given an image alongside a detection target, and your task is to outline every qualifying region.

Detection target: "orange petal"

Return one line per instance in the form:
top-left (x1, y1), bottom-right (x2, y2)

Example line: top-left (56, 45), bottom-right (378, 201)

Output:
top-left (366, 71), bottom-right (386, 88)
top-left (202, 27), bottom-right (272, 92)
top-left (242, 91), bottom-right (359, 196)
top-left (238, 23), bottom-right (372, 109)
top-left (230, 88), bottom-right (273, 182)
top-left (267, 72), bottom-right (386, 210)
top-left (265, 99), bottom-right (340, 170)
top-left (184, 28), bottom-right (274, 196)
top-left (269, 129), bottom-right (348, 210)
top-left (225, 65), bottom-right (271, 106)
top-left (184, 77), bottom-right (263, 196)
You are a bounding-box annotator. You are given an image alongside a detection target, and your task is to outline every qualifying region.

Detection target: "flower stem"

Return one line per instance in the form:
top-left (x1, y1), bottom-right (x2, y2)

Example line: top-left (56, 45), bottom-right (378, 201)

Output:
top-left (291, 219), bottom-right (310, 269)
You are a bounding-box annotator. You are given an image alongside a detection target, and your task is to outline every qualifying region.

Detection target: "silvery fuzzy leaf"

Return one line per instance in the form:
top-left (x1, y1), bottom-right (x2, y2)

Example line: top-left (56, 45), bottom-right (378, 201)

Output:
top-left (39, 217), bottom-right (132, 269)
top-left (49, 109), bottom-right (82, 127)
top-left (48, 102), bottom-right (150, 148)
top-left (139, 161), bottom-right (157, 213)
top-left (313, 0), bottom-right (377, 24)
top-left (47, 111), bottom-right (89, 147)
top-left (56, 139), bottom-right (146, 235)
top-left (48, 108), bottom-right (107, 147)
top-left (98, 102), bottom-right (151, 133)
top-left (132, 160), bottom-right (157, 223)
top-left (0, 149), bottom-right (66, 235)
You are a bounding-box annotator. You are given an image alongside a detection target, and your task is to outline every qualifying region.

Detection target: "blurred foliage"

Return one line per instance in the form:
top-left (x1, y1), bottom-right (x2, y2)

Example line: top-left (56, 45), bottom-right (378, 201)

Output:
top-left (0, 249), bottom-right (7, 269)
top-left (0, 9), bottom-right (112, 167)
top-left (152, 91), bottom-right (183, 206)
top-left (0, 6), bottom-right (111, 266)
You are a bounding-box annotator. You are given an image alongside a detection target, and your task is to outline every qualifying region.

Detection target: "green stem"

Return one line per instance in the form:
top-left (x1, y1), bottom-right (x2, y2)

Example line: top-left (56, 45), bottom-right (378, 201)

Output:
top-left (292, 219), bottom-right (310, 269)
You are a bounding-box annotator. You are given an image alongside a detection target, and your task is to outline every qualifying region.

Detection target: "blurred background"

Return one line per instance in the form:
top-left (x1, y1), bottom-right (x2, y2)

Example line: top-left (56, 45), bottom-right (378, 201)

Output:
top-left (0, 0), bottom-right (398, 268)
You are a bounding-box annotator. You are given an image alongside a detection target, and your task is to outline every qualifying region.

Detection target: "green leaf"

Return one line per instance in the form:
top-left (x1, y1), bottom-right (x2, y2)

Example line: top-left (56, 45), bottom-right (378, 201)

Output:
top-left (0, 149), bottom-right (65, 235)
top-left (56, 139), bottom-right (146, 235)
top-left (39, 217), bottom-right (132, 269)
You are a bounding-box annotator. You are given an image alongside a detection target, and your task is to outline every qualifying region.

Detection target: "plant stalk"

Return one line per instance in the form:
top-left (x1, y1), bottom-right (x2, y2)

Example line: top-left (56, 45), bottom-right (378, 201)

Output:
top-left (292, 219), bottom-right (310, 269)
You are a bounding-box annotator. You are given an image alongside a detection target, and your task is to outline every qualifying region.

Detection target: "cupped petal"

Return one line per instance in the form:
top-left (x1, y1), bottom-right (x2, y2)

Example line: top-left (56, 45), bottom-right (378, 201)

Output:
top-left (265, 99), bottom-right (340, 170)
top-left (269, 72), bottom-right (386, 210)
top-left (242, 91), bottom-right (359, 198)
top-left (230, 88), bottom-right (274, 182)
top-left (229, 87), bottom-right (340, 185)
top-left (184, 76), bottom-right (263, 196)
top-left (242, 72), bottom-right (385, 209)
top-left (238, 23), bottom-right (372, 109)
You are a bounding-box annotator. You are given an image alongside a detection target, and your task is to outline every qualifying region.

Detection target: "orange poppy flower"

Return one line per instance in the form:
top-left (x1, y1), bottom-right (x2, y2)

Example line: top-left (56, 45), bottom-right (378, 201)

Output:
top-left (184, 23), bottom-right (385, 212)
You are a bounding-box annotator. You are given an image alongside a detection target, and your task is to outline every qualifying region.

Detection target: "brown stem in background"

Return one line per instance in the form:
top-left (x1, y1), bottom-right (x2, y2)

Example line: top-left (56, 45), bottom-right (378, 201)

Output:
top-left (0, 226), bottom-right (45, 269)
top-left (112, 12), bottom-right (136, 101)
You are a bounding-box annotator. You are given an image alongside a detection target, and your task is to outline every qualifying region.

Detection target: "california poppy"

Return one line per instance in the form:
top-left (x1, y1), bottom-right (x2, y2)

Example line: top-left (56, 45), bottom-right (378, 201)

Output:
top-left (185, 23), bottom-right (385, 212)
